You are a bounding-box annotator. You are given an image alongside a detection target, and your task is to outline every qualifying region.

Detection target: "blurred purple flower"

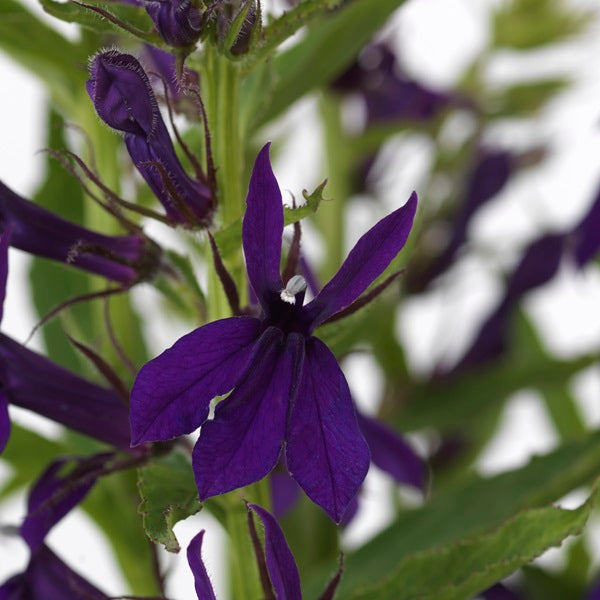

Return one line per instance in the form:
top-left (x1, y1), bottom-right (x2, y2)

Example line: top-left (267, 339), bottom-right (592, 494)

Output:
top-left (451, 181), bottom-right (600, 372)
top-left (410, 150), bottom-right (514, 291)
top-left (333, 43), bottom-right (466, 125)
top-left (143, 44), bottom-right (200, 109)
top-left (0, 181), bottom-right (157, 285)
top-left (87, 51), bottom-right (213, 226)
top-left (0, 231), bottom-right (131, 452)
top-left (130, 143), bottom-right (418, 522)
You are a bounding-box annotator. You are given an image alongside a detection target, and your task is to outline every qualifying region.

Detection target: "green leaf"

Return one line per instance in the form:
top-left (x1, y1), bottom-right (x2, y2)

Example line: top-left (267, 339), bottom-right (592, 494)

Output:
top-left (493, 0), bottom-right (589, 49)
top-left (213, 180), bottom-right (328, 260)
top-left (243, 0), bottom-right (343, 70)
top-left (488, 79), bottom-right (569, 117)
top-left (346, 485), bottom-right (598, 600)
top-left (284, 179), bottom-right (329, 225)
top-left (0, 0), bottom-right (84, 105)
top-left (247, 0), bottom-right (408, 127)
top-left (39, 0), bottom-right (162, 44)
top-left (325, 430), bottom-right (600, 597)
top-left (83, 468), bottom-right (161, 595)
top-left (137, 452), bottom-right (202, 553)
top-left (30, 108), bottom-right (94, 374)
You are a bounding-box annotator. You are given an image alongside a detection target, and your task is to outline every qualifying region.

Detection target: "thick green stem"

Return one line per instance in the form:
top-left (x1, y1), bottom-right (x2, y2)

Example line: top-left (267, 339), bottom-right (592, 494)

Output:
top-left (316, 93), bottom-right (351, 281)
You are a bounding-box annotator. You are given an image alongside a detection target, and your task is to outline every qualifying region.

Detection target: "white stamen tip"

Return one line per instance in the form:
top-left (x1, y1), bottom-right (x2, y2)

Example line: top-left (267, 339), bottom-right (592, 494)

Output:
top-left (280, 275), bottom-right (307, 305)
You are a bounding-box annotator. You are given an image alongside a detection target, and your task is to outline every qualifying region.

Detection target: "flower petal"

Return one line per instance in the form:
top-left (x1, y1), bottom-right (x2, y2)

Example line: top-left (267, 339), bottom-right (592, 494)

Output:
top-left (193, 329), bottom-right (304, 500)
top-left (242, 143), bottom-right (284, 308)
top-left (356, 412), bottom-right (426, 490)
top-left (21, 453), bottom-right (112, 551)
top-left (187, 530), bottom-right (217, 600)
top-left (270, 469), bottom-right (301, 519)
top-left (286, 337), bottom-right (370, 522)
top-left (305, 192), bottom-right (417, 329)
top-left (248, 504), bottom-right (302, 600)
top-left (130, 316), bottom-right (262, 445)
top-left (0, 390), bottom-right (9, 454)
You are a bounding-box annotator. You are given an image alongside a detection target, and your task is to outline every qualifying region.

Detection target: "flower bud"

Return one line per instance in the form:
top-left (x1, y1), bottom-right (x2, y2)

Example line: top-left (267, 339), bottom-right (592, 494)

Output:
top-left (145, 0), bottom-right (203, 47)
top-left (88, 51), bottom-right (213, 226)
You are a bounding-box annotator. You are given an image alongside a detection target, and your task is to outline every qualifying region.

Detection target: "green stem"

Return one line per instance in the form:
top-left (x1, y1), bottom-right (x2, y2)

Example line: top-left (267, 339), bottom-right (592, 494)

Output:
top-left (316, 92), bottom-right (351, 281)
top-left (201, 41), bottom-right (270, 599)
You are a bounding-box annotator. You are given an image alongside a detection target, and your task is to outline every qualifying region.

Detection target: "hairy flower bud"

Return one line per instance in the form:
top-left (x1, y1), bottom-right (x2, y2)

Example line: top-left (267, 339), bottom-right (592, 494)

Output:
top-left (87, 51), bottom-right (213, 226)
top-left (145, 0), bottom-right (203, 47)
top-left (0, 181), bottom-right (160, 285)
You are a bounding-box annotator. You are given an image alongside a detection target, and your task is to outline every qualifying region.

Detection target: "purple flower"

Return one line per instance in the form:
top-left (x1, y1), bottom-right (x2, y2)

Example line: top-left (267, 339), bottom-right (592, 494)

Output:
top-left (130, 144), bottom-right (418, 522)
top-left (409, 149), bottom-right (514, 291)
top-left (187, 504), bottom-right (302, 600)
top-left (0, 181), bottom-right (158, 285)
top-left (87, 51), bottom-right (213, 226)
top-left (144, 0), bottom-right (203, 47)
top-left (0, 231), bottom-right (131, 452)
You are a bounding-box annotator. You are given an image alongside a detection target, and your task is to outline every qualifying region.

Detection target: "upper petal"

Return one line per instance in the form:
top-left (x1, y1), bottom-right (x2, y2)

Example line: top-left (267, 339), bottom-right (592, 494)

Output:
top-left (286, 337), bottom-right (370, 522)
top-left (356, 412), bottom-right (426, 490)
top-left (242, 144), bottom-right (284, 308)
top-left (130, 316), bottom-right (261, 445)
top-left (248, 504), bottom-right (302, 600)
top-left (305, 192), bottom-right (417, 329)
top-left (193, 329), bottom-right (304, 500)
top-left (187, 530), bottom-right (217, 600)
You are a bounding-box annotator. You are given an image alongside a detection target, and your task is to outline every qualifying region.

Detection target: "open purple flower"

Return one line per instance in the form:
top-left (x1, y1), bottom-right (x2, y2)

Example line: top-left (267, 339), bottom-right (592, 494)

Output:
top-left (0, 181), bottom-right (158, 285)
top-left (87, 51), bottom-right (213, 226)
top-left (130, 144), bottom-right (417, 522)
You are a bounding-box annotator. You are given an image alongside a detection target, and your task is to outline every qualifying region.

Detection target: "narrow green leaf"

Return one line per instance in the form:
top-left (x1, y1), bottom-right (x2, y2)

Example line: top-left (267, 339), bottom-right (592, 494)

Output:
top-left (0, 423), bottom-right (64, 501)
top-left (247, 0), bottom-right (408, 127)
top-left (213, 180), bottom-right (328, 260)
top-left (39, 0), bottom-right (162, 44)
top-left (346, 485), bottom-right (598, 600)
top-left (243, 0), bottom-right (343, 70)
top-left (493, 0), bottom-right (589, 49)
top-left (326, 430), bottom-right (600, 597)
top-left (137, 452), bottom-right (202, 553)
top-left (0, 0), bottom-right (84, 104)
top-left (30, 108), bottom-right (94, 374)
top-left (488, 79), bottom-right (569, 117)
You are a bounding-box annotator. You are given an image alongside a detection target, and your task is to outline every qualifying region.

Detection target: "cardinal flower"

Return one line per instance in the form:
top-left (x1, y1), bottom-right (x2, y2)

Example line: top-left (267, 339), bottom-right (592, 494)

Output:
top-left (130, 144), bottom-right (417, 522)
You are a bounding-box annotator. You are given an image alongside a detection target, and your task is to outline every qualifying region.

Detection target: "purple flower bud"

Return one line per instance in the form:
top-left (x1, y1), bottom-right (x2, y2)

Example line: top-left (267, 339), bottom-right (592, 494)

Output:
top-left (87, 51), bottom-right (213, 226)
top-left (0, 181), bottom-right (158, 285)
top-left (145, 0), bottom-right (203, 47)
top-left (0, 333), bottom-right (132, 450)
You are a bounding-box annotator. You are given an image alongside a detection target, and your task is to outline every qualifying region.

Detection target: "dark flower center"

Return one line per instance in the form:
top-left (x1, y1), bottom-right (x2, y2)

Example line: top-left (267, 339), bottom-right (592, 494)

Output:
top-left (263, 276), bottom-right (311, 337)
